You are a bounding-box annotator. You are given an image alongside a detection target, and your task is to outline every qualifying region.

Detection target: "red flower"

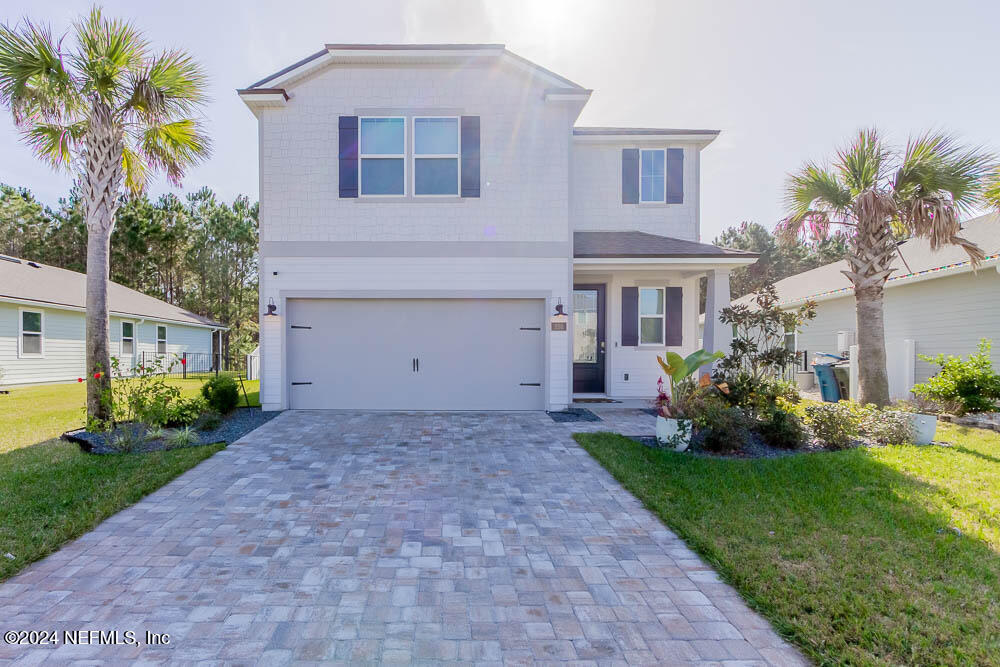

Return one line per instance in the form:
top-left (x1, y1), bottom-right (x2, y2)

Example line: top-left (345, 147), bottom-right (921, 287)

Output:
top-left (77, 378), bottom-right (84, 383)
top-left (180, 358), bottom-right (187, 365)
top-left (93, 372), bottom-right (101, 379)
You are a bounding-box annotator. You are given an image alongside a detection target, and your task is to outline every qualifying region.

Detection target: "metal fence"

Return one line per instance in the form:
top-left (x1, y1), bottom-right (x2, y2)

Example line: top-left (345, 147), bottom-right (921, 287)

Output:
top-left (137, 351), bottom-right (248, 379)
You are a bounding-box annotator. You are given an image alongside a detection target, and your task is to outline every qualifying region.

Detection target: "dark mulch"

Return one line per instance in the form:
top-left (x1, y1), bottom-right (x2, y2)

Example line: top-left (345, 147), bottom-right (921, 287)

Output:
top-left (64, 407), bottom-right (280, 455)
top-left (547, 408), bottom-right (602, 423)
top-left (628, 430), bottom-right (831, 459)
top-left (573, 398), bottom-right (621, 404)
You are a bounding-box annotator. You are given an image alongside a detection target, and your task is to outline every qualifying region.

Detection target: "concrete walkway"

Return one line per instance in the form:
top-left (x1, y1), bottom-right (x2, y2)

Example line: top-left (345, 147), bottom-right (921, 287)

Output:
top-left (0, 410), bottom-right (806, 665)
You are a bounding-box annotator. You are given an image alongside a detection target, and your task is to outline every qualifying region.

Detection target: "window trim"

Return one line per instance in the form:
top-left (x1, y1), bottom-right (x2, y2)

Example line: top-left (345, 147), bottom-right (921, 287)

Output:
top-left (638, 286), bottom-right (666, 346)
top-left (120, 320), bottom-right (135, 358)
top-left (156, 325), bottom-right (168, 356)
top-left (412, 115), bottom-right (461, 197)
top-left (18, 307), bottom-right (44, 358)
top-left (638, 148), bottom-right (667, 204)
top-left (359, 115), bottom-right (407, 197)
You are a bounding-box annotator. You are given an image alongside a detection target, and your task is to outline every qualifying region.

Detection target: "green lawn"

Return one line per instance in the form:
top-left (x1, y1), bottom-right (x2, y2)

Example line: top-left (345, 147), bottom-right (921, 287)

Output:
top-left (0, 377), bottom-right (258, 581)
top-left (575, 425), bottom-right (1000, 666)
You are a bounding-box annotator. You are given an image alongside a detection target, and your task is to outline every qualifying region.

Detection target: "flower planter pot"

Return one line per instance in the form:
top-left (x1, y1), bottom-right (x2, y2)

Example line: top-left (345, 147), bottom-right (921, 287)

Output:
top-left (656, 416), bottom-right (692, 451)
top-left (907, 413), bottom-right (937, 445)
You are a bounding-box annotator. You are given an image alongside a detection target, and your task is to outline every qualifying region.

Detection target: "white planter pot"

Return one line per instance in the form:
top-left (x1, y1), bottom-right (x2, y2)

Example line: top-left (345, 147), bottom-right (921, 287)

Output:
top-left (795, 371), bottom-right (815, 391)
top-left (908, 413), bottom-right (937, 445)
top-left (656, 416), bottom-right (692, 451)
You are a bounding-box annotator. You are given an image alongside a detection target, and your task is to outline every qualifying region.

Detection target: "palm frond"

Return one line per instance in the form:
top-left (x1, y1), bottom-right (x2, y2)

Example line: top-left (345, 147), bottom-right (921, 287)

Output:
top-left (835, 128), bottom-right (890, 195)
top-left (22, 120), bottom-right (86, 167)
top-left (985, 167), bottom-right (1000, 211)
top-left (126, 50), bottom-right (208, 120)
top-left (783, 162), bottom-right (852, 220)
top-left (120, 144), bottom-right (147, 193)
top-left (138, 118), bottom-right (211, 185)
top-left (0, 19), bottom-right (78, 123)
top-left (71, 6), bottom-right (147, 105)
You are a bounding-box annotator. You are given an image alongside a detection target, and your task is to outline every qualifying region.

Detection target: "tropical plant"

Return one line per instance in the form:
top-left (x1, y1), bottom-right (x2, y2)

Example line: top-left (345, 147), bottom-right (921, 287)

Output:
top-left (0, 8), bottom-right (211, 420)
top-left (913, 339), bottom-right (1000, 415)
top-left (780, 129), bottom-right (998, 405)
top-left (655, 350), bottom-right (726, 419)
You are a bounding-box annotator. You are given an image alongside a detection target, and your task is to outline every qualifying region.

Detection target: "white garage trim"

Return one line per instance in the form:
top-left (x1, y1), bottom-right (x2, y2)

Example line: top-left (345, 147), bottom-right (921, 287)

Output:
top-left (276, 289), bottom-right (554, 410)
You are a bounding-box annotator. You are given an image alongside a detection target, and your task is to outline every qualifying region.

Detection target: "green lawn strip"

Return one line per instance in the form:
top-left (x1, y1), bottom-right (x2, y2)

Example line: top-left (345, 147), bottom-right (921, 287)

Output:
top-left (574, 426), bottom-right (1000, 666)
top-left (0, 439), bottom-right (224, 581)
top-left (0, 378), bottom-right (260, 454)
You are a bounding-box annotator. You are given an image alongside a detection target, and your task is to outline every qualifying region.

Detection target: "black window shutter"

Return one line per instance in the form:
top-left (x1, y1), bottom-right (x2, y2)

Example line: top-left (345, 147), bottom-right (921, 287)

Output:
top-left (622, 149), bottom-right (639, 204)
top-left (338, 116), bottom-right (358, 198)
top-left (665, 286), bottom-right (683, 346)
top-left (622, 287), bottom-right (638, 346)
top-left (666, 148), bottom-right (684, 203)
top-left (461, 116), bottom-right (480, 197)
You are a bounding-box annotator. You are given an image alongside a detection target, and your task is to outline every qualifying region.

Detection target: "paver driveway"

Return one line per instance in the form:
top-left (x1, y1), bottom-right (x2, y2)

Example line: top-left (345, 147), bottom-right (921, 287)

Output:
top-left (0, 411), bottom-right (805, 665)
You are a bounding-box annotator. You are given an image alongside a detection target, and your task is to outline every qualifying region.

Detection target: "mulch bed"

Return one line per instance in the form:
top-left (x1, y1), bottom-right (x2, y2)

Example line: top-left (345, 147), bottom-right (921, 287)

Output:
top-left (63, 407), bottom-right (279, 455)
top-left (547, 408), bottom-right (602, 423)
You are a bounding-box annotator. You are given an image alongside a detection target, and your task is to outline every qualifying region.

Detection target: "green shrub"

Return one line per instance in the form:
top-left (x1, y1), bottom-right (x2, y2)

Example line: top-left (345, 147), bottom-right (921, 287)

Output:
top-left (720, 372), bottom-right (801, 419)
top-left (194, 410), bottom-right (223, 431)
top-left (165, 426), bottom-right (201, 449)
top-left (107, 356), bottom-right (181, 426)
top-left (757, 406), bottom-right (808, 449)
top-left (913, 339), bottom-right (1000, 415)
top-left (692, 398), bottom-right (750, 453)
top-left (166, 396), bottom-right (207, 426)
top-left (201, 375), bottom-right (240, 414)
top-left (856, 405), bottom-right (914, 445)
top-left (804, 401), bottom-right (860, 449)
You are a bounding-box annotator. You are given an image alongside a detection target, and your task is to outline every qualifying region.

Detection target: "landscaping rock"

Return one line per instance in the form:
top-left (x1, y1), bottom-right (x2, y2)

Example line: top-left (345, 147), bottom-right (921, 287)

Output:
top-left (64, 407), bottom-right (280, 455)
top-left (942, 412), bottom-right (1000, 432)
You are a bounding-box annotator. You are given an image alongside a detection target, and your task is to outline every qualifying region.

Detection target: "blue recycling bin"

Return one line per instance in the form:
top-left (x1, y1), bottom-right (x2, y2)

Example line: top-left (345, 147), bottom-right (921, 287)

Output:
top-left (813, 363), bottom-right (841, 402)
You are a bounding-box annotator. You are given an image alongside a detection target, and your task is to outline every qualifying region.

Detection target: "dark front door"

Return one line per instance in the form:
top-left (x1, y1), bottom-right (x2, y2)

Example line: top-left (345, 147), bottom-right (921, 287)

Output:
top-left (573, 284), bottom-right (606, 393)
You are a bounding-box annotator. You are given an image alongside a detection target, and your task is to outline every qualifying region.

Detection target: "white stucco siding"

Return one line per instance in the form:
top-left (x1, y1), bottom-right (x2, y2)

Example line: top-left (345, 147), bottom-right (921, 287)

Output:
top-left (256, 62), bottom-right (576, 245)
top-left (258, 256), bottom-right (571, 411)
top-left (570, 143), bottom-right (700, 239)
top-left (793, 268), bottom-right (1000, 398)
top-left (0, 303), bottom-right (213, 386)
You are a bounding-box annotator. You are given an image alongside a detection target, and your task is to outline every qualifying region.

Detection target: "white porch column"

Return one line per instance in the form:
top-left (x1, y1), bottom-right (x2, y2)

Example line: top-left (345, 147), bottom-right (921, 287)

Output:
top-left (702, 269), bottom-right (732, 367)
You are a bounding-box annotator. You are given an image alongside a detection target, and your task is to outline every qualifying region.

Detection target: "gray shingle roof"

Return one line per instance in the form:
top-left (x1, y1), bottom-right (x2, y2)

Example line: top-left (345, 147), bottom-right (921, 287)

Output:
top-left (754, 212), bottom-right (1000, 306)
top-left (573, 231), bottom-right (757, 259)
top-left (573, 127), bottom-right (720, 137)
top-left (0, 257), bottom-right (223, 327)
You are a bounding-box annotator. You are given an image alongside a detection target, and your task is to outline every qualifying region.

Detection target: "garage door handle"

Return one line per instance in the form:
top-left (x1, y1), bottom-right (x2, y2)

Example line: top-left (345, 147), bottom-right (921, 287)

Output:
top-left (416, 358), bottom-right (419, 372)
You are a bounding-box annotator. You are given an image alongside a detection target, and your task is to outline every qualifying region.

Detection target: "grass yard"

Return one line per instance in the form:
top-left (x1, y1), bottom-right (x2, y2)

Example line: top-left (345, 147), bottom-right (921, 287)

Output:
top-left (576, 424), bottom-right (1000, 666)
top-left (0, 377), bottom-right (258, 581)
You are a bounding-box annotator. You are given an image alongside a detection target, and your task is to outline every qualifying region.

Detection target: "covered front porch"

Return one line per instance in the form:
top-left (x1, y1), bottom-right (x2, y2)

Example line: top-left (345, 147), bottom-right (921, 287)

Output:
top-left (570, 231), bottom-right (757, 400)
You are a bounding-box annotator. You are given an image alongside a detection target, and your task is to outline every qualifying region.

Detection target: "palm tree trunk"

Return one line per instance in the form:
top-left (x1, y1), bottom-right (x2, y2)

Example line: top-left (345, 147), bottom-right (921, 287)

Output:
top-left (82, 100), bottom-right (124, 421)
top-left (854, 287), bottom-right (890, 405)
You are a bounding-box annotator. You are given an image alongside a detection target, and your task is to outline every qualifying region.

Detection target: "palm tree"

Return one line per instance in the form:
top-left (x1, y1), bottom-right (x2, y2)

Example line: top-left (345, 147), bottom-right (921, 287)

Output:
top-left (781, 129), bottom-right (996, 405)
top-left (0, 8), bottom-right (210, 420)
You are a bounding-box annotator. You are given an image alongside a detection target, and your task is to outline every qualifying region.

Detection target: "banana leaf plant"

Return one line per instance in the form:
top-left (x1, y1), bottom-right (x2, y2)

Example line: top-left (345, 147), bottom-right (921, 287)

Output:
top-left (655, 350), bottom-right (728, 419)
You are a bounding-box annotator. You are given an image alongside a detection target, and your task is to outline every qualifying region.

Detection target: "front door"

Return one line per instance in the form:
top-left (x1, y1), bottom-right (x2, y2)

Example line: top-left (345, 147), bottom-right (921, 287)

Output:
top-left (573, 284), bottom-right (605, 393)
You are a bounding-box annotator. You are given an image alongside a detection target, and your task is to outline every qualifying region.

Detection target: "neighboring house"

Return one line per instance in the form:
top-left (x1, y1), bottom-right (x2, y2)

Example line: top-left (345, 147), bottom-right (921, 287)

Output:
top-left (239, 44), bottom-right (756, 412)
top-left (714, 213), bottom-right (999, 400)
top-left (0, 256), bottom-right (224, 386)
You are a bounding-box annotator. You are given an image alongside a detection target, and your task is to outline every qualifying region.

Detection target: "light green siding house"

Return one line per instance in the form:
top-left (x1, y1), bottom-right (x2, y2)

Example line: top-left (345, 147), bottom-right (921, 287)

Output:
top-left (0, 256), bottom-right (223, 386)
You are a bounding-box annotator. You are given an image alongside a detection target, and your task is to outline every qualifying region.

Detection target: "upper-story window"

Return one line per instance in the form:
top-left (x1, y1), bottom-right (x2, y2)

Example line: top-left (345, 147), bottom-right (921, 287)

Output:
top-left (640, 149), bottom-right (665, 203)
top-left (413, 117), bottom-right (460, 196)
top-left (360, 117), bottom-right (406, 195)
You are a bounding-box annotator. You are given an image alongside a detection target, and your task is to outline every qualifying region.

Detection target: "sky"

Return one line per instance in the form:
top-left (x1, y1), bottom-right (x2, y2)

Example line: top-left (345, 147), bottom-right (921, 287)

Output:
top-left (1, 0), bottom-right (998, 242)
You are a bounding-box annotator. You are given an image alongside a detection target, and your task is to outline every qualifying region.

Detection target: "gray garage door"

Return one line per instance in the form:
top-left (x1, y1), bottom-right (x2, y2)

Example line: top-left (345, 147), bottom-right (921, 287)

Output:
top-left (286, 298), bottom-right (545, 410)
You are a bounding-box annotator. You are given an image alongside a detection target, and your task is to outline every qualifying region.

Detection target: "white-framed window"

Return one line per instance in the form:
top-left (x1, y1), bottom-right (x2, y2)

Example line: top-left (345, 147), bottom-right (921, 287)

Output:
top-left (359, 116), bottom-right (406, 196)
top-left (120, 321), bottom-right (135, 357)
top-left (18, 308), bottom-right (43, 357)
top-left (639, 149), bottom-right (666, 203)
top-left (156, 325), bottom-right (167, 355)
top-left (413, 116), bottom-right (460, 196)
top-left (638, 287), bottom-right (665, 345)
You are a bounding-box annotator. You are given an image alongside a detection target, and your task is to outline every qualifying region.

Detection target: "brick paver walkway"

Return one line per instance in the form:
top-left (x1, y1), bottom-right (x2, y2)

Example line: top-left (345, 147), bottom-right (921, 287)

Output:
top-left (0, 410), bottom-right (806, 665)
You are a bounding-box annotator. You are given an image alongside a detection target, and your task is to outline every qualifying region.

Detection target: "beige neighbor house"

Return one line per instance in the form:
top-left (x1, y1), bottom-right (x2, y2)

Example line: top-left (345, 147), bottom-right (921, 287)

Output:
top-left (726, 213), bottom-right (1000, 401)
top-left (238, 43), bottom-right (758, 412)
top-left (0, 256), bottom-right (224, 386)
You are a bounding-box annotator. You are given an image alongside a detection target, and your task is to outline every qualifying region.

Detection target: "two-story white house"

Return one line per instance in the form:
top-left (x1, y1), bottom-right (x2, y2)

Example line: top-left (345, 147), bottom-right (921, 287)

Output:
top-left (239, 44), bottom-right (756, 412)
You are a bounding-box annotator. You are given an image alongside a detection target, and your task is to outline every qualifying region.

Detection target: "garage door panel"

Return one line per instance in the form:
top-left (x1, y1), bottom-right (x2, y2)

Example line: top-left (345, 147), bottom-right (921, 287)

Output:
top-left (286, 298), bottom-right (545, 410)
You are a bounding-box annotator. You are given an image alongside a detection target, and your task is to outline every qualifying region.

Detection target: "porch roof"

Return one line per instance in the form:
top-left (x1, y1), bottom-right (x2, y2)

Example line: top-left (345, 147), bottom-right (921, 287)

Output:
top-left (573, 231), bottom-right (757, 259)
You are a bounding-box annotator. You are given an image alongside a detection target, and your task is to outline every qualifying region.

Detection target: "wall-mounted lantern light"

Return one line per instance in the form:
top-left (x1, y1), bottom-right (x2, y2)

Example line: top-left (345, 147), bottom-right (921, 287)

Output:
top-left (263, 297), bottom-right (278, 317)
top-left (550, 299), bottom-right (568, 331)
